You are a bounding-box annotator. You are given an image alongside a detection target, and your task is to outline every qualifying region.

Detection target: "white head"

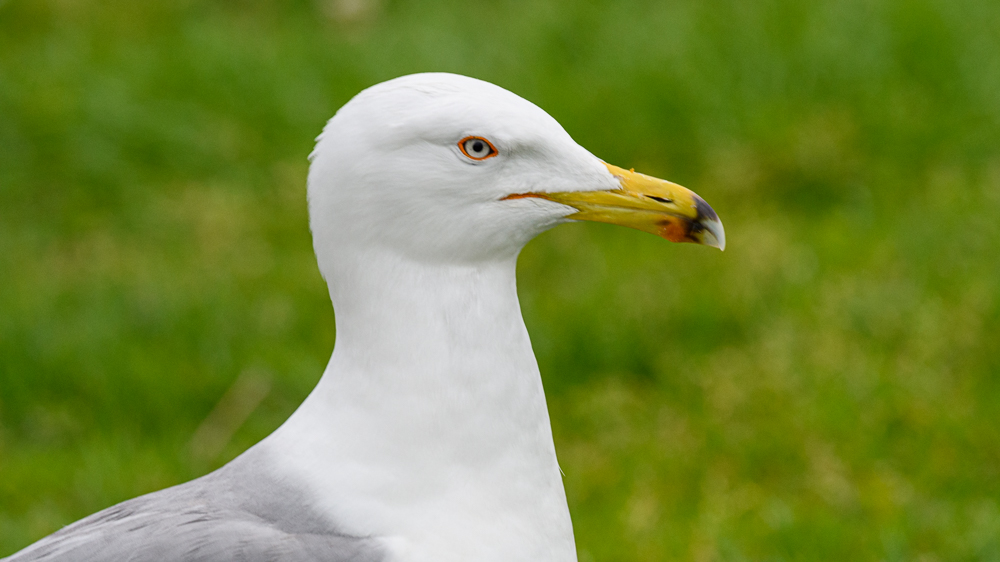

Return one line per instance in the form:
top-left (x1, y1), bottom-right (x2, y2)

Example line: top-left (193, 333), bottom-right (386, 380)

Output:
top-left (307, 73), bottom-right (724, 276)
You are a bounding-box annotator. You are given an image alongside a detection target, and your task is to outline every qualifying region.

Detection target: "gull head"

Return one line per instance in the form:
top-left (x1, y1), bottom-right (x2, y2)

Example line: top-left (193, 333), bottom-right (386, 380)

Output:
top-left (308, 73), bottom-right (724, 270)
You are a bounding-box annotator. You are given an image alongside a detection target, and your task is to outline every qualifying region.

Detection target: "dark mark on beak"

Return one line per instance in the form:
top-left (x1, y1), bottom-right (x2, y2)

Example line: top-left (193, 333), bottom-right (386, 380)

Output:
top-left (694, 195), bottom-right (719, 222)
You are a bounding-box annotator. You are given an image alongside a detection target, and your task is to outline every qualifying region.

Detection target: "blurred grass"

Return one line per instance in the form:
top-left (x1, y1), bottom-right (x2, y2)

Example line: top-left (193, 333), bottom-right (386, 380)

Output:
top-left (1, 0), bottom-right (999, 559)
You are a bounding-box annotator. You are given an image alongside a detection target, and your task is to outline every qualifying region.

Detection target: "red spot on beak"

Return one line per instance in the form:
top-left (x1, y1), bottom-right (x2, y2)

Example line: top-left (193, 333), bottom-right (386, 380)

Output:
top-left (659, 219), bottom-right (691, 243)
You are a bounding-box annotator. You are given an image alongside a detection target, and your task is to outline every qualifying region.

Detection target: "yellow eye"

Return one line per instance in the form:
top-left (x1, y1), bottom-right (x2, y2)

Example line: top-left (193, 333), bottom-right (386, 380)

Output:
top-left (458, 136), bottom-right (498, 160)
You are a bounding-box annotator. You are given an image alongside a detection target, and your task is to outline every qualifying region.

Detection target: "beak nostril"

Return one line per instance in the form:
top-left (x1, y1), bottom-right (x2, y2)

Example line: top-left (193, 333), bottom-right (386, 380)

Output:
top-left (645, 195), bottom-right (673, 204)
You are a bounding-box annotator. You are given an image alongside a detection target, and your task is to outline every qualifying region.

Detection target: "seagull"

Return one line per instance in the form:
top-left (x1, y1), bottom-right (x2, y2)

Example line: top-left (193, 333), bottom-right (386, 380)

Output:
top-left (4, 73), bottom-right (724, 562)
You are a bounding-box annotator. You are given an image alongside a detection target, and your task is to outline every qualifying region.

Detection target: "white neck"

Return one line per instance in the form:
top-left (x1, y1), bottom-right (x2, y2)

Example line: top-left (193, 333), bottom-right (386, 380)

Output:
top-left (264, 248), bottom-right (577, 562)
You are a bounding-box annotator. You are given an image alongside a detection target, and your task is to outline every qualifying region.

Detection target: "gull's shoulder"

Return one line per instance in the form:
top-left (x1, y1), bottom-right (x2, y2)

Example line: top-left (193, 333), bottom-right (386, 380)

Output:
top-left (3, 450), bottom-right (384, 562)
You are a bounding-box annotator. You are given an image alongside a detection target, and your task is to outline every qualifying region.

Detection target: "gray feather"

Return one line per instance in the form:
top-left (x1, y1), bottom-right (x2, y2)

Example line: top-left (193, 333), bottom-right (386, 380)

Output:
top-left (3, 449), bottom-right (384, 562)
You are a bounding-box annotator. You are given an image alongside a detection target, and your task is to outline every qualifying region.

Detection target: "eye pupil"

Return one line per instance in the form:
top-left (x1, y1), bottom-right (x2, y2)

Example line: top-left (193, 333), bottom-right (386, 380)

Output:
top-left (472, 141), bottom-right (484, 153)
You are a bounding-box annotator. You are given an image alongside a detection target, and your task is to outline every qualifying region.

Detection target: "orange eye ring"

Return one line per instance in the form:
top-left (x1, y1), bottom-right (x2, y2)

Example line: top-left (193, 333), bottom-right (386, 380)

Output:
top-left (458, 136), bottom-right (498, 160)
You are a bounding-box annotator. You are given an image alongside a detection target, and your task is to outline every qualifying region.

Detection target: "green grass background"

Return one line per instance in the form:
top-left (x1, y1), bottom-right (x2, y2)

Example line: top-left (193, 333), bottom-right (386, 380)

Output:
top-left (1, 0), bottom-right (999, 559)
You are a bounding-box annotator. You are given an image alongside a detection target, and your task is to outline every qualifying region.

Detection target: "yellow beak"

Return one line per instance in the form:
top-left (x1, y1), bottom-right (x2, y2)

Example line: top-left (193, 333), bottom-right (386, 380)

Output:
top-left (507, 163), bottom-right (726, 250)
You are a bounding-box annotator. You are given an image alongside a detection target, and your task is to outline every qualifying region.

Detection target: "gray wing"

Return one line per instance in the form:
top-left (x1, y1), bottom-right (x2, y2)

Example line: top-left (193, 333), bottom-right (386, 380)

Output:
top-left (3, 451), bottom-right (384, 562)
